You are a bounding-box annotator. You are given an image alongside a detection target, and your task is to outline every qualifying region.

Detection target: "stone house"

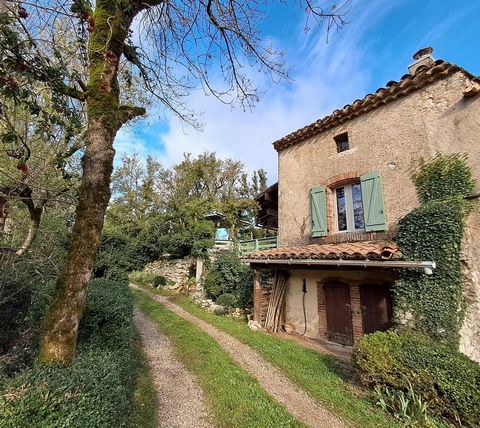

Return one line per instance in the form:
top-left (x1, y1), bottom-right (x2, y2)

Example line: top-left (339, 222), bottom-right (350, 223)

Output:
top-left (245, 48), bottom-right (480, 362)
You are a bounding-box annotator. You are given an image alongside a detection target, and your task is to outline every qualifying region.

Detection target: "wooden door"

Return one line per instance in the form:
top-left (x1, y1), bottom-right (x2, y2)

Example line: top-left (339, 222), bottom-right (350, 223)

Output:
top-left (324, 282), bottom-right (353, 345)
top-left (360, 284), bottom-right (393, 334)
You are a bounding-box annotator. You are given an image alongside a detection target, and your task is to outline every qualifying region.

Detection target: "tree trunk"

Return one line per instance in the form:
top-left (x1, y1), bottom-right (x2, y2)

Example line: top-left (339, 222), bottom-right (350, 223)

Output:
top-left (38, 113), bottom-right (118, 363)
top-left (0, 197), bottom-right (7, 234)
top-left (38, 4), bottom-right (132, 363)
top-left (37, 0), bottom-right (147, 364)
top-left (15, 205), bottom-right (42, 257)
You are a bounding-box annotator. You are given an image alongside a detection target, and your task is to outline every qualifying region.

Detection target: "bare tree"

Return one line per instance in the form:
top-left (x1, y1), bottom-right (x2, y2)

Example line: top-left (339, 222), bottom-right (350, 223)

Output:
top-left (0, 0), bottom-right (349, 364)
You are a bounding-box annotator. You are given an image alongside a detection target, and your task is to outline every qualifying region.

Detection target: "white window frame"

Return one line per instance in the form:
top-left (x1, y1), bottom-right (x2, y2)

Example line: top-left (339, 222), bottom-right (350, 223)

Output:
top-left (333, 183), bottom-right (365, 233)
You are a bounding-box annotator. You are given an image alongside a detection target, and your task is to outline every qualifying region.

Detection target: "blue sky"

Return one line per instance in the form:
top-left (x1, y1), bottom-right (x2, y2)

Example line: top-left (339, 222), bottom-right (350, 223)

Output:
top-left (114, 0), bottom-right (480, 183)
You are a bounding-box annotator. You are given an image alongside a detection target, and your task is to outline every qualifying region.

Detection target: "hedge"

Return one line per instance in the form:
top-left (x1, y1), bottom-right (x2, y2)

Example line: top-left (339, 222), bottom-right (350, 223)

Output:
top-left (353, 331), bottom-right (480, 427)
top-left (0, 279), bottom-right (137, 428)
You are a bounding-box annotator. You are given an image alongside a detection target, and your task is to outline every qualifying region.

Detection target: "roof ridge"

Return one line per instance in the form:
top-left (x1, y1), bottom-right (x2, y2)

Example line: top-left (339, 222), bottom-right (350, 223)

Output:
top-left (273, 60), bottom-right (480, 152)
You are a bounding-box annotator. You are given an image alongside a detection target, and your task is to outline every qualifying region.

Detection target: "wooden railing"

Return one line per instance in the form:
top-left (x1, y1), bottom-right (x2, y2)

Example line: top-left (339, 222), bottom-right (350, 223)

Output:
top-left (238, 236), bottom-right (278, 254)
top-left (212, 236), bottom-right (278, 255)
top-left (213, 240), bottom-right (233, 253)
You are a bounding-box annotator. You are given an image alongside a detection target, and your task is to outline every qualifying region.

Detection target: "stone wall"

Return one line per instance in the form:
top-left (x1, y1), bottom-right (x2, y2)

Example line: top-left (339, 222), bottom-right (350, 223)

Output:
top-left (144, 257), bottom-right (196, 286)
top-left (460, 207), bottom-right (480, 363)
top-left (276, 69), bottom-right (480, 361)
top-left (278, 71), bottom-right (480, 247)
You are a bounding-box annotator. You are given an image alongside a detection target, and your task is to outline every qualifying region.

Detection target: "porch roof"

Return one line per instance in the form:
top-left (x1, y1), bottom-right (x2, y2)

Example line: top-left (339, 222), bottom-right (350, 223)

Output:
top-left (244, 241), bottom-right (400, 261)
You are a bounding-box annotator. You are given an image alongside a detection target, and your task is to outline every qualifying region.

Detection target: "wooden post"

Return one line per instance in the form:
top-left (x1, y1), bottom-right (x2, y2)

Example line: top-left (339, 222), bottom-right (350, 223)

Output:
top-left (253, 269), bottom-right (262, 322)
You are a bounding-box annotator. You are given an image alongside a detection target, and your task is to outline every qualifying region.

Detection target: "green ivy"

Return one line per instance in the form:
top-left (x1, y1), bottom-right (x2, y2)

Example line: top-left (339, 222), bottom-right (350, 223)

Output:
top-left (411, 153), bottom-right (476, 204)
top-left (394, 154), bottom-right (475, 347)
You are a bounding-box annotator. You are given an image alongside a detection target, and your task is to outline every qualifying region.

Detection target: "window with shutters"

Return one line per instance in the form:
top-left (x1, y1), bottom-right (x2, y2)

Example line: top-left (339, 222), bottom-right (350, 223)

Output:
top-left (333, 183), bottom-right (365, 232)
top-left (312, 171), bottom-right (386, 238)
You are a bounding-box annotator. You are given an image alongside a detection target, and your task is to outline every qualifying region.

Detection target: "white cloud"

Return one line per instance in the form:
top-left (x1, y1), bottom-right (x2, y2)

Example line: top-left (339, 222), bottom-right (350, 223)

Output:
top-left (114, 0), bottom-right (395, 183)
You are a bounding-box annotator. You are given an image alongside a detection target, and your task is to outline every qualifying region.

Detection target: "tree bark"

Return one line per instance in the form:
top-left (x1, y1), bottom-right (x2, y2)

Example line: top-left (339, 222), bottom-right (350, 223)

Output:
top-left (38, 112), bottom-right (118, 363)
top-left (0, 197), bottom-right (7, 234)
top-left (38, 4), bottom-right (143, 364)
top-left (15, 205), bottom-right (43, 257)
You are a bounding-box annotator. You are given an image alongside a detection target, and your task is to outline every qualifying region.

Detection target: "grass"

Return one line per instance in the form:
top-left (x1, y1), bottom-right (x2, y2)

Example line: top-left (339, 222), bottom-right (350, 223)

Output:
top-left (133, 290), bottom-right (305, 428)
top-left (128, 334), bottom-right (158, 428)
top-left (135, 285), bottom-right (399, 428)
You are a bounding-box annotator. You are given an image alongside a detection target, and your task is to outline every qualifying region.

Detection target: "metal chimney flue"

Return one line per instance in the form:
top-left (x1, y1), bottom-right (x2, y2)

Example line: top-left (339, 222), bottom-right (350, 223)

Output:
top-left (408, 47), bottom-right (435, 75)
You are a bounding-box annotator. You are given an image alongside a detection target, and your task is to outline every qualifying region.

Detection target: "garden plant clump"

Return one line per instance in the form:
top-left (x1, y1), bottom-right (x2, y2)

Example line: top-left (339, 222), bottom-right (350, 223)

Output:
top-left (353, 331), bottom-right (480, 427)
top-left (203, 253), bottom-right (253, 309)
top-left (0, 279), bottom-right (137, 428)
top-left (128, 271), bottom-right (159, 288)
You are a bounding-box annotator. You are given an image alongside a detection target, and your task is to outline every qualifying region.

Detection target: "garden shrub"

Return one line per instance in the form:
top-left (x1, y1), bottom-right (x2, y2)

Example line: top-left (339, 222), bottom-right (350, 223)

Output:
top-left (0, 279), bottom-right (137, 428)
top-left (128, 271), bottom-right (157, 287)
top-left (203, 253), bottom-right (253, 308)
top-left (216, 293), bottom-right (237, 309)
top-left (353, 331), bottom-right (480, 427)
top-left (153, 275), bottom-right (167, 287)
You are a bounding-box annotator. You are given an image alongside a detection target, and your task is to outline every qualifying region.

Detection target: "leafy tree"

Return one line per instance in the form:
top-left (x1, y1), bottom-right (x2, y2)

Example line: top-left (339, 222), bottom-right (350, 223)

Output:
top-left (1, 0), bottom-right (349, 363)
top-left (102, 151), bottom-right (263, 273)
top-left (107, 152), bottom-right (167, 235)
top-left (0, 90), bottom-right (83, 257)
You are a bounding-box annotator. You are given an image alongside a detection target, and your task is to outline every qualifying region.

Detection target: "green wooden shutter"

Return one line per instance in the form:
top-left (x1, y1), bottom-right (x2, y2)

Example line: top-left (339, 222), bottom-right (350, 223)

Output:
top-left (360, 171), bottom-right (387, 231)
top-left (311, 186), bottom-right (327, 237)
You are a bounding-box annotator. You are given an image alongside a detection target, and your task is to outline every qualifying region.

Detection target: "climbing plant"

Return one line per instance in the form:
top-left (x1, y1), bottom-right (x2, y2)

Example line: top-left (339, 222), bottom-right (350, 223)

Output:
top-left (394, 153), bottom-right (475, 347)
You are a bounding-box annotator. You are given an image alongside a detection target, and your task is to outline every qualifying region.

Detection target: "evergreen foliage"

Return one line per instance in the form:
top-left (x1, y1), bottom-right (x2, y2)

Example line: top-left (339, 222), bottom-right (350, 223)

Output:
top-left (204, 254), bottom-right (253, 308)
top-left (353, 331), bottom-right (480, 427)
top-left (216, 293), bottom-right (238, 309)
top-left (0, 279), bottom-right (137, 427)
top-left (96, 152), bottom-right (265, 279)
top-left (394, 154), bottom-right (475, 346)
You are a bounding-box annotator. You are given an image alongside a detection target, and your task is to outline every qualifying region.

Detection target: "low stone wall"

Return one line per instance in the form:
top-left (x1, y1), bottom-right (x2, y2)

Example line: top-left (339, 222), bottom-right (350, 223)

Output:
top-left (144, 257), bottom-right (196, 286)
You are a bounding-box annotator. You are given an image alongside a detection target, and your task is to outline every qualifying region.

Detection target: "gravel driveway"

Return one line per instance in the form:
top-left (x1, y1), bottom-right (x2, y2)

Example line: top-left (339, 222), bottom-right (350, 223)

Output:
top-left (132, 284), bottom-right (347, 428)
top-left (133, 308), bottom-right (211, 428)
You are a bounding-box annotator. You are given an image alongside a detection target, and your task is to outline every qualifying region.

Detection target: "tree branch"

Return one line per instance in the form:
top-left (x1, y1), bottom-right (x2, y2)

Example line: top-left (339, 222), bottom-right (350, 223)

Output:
top-left (118, 105), bottom-right (146, 124)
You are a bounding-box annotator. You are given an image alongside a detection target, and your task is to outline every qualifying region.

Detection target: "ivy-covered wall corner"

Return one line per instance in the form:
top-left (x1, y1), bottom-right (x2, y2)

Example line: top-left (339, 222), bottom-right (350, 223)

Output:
top-left (458, 206), bottom-right (480, 362)
top-left (393, 153), bottom-right (477, 349)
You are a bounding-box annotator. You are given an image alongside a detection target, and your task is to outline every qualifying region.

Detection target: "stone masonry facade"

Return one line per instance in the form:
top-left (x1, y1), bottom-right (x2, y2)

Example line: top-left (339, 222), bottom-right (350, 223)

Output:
top-left (271, 63), bottom-right (480, 361)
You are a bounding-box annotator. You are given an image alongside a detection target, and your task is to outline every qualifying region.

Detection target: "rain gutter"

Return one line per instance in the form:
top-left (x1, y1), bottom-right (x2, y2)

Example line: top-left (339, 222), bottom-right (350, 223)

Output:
top-left (243, 259), bottom-right (437, 275)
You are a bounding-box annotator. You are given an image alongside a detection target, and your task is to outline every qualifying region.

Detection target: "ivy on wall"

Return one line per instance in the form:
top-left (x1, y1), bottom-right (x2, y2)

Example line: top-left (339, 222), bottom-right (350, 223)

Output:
top-left (394, 154), bottom-right (475, 347)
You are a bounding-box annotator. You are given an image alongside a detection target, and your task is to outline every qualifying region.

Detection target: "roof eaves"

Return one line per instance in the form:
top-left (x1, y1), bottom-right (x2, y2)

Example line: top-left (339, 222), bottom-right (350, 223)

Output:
top-left (273, 61), bottom-right (479, 152)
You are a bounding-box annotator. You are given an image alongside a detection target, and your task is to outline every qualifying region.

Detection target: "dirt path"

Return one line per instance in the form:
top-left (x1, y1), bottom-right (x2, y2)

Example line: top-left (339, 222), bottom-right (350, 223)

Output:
top-left (133, 308), bottom-right (211, 428)
top-left (132, 285), bottom-right (347, 428)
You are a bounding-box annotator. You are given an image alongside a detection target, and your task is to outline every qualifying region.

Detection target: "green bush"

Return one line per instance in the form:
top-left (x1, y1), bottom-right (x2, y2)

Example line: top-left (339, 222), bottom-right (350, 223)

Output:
top-left (128, 271), bottom-right (157, 287)
top-left (216, 293), bottom-right (237, 309)
top-left (0, 279), bottom-right (137, 428)
top-left (353, 331), bottom-right (480, 427)
top-left (203, 254), bottom-right (252, 308)
top-left (153, 275), bottom-right (167, 287)
top-left (94, 231), bottom-right (148, 282)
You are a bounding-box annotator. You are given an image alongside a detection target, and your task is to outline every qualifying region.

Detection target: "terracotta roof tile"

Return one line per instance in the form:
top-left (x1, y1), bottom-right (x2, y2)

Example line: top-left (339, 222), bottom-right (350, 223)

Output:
top-left (273, 60), bottom-right (480, 152)
top-left (244, 241), bottom-right (400, 261)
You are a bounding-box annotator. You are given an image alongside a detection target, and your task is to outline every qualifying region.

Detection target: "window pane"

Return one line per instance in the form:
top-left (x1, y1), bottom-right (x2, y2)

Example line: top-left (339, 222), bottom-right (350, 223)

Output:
top-left (338, 139), bottom-right (349, 152)
top-left (336, 187), bottom-right (347, 231)
top-left (352, 183), bottom-right (365, 230)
